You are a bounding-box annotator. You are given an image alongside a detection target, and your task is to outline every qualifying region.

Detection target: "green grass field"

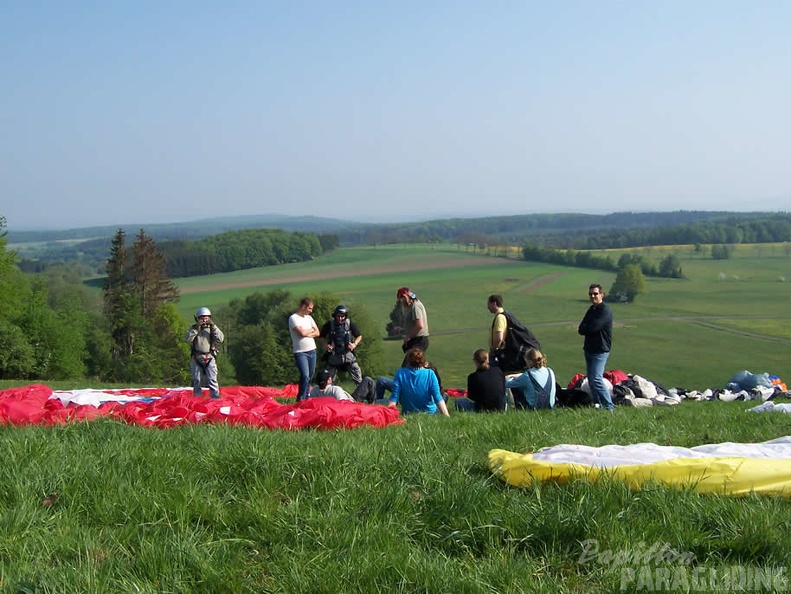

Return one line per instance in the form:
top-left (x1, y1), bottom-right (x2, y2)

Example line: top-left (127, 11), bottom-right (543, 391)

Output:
top-left (3, 243), bottom-right (791, 593)
top-left (176, 243), bottom-right (791, 391)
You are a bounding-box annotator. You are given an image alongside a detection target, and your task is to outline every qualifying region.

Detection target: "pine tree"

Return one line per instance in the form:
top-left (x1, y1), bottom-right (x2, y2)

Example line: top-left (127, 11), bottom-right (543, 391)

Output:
top-left (102, 228), bottom-right (181, 382)
top-left (103, 229), bottom-right (138, 359)
top-left (132, 229), bottom-right (179, 317)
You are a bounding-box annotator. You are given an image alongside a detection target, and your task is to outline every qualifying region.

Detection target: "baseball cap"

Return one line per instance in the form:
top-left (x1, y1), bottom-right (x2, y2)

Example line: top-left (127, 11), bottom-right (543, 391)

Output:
top-left (397, 287), bottom-right (415, 299)
top-left (316, 369), bottom-right (332, 385)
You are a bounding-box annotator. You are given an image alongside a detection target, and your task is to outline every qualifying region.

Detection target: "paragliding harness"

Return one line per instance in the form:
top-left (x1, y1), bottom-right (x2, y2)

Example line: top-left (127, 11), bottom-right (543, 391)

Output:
top-left (492, 311), bottom-right (541, 373)
top-left (327, 317), bottom-right (355, 367)
top-left (192, 324), bottom-right (220, 370)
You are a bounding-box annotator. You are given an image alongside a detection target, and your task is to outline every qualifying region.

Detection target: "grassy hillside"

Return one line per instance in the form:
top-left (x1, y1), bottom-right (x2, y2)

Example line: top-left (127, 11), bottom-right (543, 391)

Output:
top-left (3, 244), bottom-right (791, 593)
top-left (175, 243), bottom-right (791, 391)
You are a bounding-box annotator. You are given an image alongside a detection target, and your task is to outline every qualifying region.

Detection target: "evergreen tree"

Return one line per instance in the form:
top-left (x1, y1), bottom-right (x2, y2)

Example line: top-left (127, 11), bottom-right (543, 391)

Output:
top-left (133, 229), bottom-right (179, 317)
top-left (102, 228), bottom-right (182, 383)
top-left (103, 229), bottom-right (138, 359)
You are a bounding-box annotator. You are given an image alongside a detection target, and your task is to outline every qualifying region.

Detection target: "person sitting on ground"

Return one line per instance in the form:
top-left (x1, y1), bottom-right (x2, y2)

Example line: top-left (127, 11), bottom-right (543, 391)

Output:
top-left (456, 349), bottom-right (506, 412)
top-left (505, 348), bottom-right (556, 410)
top-left (387, 348), bottom-right (450, 416)
top-left (310, 369), bottom-right (377, 403)
top-left (309, 369), bottom-right (355, 401)
top-left (376, 361), bottom-right (447, 402)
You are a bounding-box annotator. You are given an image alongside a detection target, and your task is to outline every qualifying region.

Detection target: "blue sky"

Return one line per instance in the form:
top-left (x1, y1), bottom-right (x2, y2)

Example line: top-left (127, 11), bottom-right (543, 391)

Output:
top-left (2, 1), bottom-right (789, 230)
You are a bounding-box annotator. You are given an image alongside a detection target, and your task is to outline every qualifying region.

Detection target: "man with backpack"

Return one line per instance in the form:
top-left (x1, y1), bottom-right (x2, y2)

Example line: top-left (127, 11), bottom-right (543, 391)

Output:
top-left (487, 294), bottom-right (541, 374)
top-left (184, 306), bottom-right (225, 399)
top-left (320, 304), bottom-right (363, 386)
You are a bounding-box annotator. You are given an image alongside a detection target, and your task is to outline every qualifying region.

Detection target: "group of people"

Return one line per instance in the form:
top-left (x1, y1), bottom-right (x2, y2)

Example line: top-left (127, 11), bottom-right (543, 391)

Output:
top-left (454, 287), bottom-right (613, 413)
top-left (185, 282), bottom-right (614, 415)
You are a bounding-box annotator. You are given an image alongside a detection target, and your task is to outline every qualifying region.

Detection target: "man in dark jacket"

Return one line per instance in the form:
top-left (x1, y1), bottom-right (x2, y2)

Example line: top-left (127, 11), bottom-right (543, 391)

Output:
top-left (320, 304), bottom-right (363, 386)
top-left (578, 284), bottom-right (614, 411)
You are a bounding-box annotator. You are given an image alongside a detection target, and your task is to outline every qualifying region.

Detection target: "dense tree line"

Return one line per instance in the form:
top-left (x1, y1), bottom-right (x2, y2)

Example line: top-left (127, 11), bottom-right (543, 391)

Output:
top-left (16, 228), bottom-right (336, 279)
top-left (337, 211), bottom-right (778, 247)
top-left (14, 212), bottom-right (790, 275)
top-left (0, 220), bottom-right (189, 384)
top-left (1, 216), bottom-right (385, 386)
top-left (561, 215), bottom-right (791, 250)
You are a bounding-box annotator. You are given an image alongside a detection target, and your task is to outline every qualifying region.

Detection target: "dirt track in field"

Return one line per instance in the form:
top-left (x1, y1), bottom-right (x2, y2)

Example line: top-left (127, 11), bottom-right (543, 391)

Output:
top-left (180, 256), bottom-right (523, 294)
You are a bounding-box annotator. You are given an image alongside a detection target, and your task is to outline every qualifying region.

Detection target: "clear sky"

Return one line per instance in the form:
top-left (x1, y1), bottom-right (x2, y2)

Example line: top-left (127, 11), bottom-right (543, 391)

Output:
top-left (2, 1), bottom-right (789, 230)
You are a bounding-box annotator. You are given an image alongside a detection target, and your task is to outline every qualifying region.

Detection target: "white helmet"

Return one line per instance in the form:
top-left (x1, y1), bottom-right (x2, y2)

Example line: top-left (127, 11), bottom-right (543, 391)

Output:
top-left (195, 307), bottom-right (212, 320)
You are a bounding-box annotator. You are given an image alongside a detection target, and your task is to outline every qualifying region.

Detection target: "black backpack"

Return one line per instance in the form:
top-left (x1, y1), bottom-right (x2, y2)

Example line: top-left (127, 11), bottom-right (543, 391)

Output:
top-left (493, 311), bottom-right (541, 373)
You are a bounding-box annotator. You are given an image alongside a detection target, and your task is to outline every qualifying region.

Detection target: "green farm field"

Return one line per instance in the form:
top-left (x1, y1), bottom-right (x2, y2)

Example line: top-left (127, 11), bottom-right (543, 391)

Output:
top-left (175, 243), bottom-right (791, 392)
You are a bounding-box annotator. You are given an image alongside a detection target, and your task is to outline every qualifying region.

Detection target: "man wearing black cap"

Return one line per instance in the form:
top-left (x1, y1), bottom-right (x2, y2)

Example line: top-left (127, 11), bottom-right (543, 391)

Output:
top-left (310, 368), bottom-right (377, 403)
top-left (395, 287), bottom-right (430, 354)
top-left (309, 369), bottom-right (355, 401)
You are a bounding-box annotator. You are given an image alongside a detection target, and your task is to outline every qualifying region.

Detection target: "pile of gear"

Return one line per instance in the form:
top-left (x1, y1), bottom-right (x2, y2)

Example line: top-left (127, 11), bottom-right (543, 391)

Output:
top-left (560, 369), bottom-right (789, 408)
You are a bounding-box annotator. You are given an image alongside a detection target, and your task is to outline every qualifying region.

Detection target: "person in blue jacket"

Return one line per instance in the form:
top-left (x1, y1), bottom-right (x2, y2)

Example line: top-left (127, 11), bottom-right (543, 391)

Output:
top-left (505, 348), bottom-right (556, 410)
top-left (388, 348), bottom-right (450, 416)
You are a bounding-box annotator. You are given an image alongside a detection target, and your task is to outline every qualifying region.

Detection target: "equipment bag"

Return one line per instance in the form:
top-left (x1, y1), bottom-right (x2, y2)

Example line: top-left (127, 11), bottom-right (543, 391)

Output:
top-left (493, 311), bottom-right (541, 373)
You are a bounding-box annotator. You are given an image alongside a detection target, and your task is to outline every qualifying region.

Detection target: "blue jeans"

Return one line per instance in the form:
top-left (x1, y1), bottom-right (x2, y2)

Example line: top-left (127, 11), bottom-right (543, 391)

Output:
top-left (294, 350), bottom-right (317, 402)
top-left (455, 397), bottom-right (476, 412)
top-left (375, 376), bottom-right (394, 401)
top-left (584, 350), bottom-right (613, 411)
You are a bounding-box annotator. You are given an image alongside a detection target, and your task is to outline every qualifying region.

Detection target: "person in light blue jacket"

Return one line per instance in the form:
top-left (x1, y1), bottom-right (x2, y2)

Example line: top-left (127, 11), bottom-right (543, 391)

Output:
top-left (505, 348), bottom-right (556, 410)
top-left (388, 348), bottom-right (450, 416)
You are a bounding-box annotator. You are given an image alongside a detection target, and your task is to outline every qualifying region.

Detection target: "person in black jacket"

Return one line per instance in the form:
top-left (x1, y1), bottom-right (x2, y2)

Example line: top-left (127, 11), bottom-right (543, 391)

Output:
top-left (578, 284), bottom-right (614, 411)
top-left (456, 349), bottom-right (506, 412)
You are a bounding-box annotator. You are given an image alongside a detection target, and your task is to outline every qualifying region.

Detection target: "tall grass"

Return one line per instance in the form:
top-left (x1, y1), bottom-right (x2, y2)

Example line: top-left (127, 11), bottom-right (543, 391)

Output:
top-left (4, 243), bottom-right (790, 592)
top-left (2, 401), bottom-right (791, 593)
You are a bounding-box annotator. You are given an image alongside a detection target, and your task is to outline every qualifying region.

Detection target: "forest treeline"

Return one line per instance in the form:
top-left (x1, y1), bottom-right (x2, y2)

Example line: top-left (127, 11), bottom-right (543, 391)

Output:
top-left (158, 229), bottom-right (338, 278)
top-left (18, 228), bottom-right (339, 278)
top-left (0, 218), bottom-right (375, 385)
top-left (335, 211), bottom-right (791, 247)
top-left (12, 211), bottom-right (790, 275)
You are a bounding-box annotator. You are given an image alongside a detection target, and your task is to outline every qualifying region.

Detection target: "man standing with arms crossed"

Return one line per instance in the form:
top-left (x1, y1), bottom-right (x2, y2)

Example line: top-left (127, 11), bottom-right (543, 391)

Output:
top-left (578, 283), bottom-right (614, 411)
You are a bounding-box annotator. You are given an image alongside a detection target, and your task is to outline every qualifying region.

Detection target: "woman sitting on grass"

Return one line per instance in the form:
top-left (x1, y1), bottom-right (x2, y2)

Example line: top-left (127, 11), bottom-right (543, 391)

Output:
top-left (456, 349), bottom-right (506, 412)
top-left (505, 348), bottom-right (556, 410)
top-left (388, 348), bottom-right (450, 416)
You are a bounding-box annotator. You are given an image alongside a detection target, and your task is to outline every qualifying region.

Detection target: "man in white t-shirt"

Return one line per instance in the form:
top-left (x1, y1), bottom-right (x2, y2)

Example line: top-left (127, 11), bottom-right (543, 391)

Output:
top-left (288, 297), bottom-right (320, 402)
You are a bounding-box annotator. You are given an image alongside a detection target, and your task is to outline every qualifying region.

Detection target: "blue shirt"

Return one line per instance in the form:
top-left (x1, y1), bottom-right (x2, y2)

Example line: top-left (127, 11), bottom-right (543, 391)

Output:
top-left (389, 367), bottom-right (442, 414)
top-left (506, 367), bottom-right (556, 409)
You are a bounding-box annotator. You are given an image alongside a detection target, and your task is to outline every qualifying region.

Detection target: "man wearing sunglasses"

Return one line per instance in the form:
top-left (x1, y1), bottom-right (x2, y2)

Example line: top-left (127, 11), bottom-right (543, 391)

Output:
top-left (578, 284), bottom-right (614, 411)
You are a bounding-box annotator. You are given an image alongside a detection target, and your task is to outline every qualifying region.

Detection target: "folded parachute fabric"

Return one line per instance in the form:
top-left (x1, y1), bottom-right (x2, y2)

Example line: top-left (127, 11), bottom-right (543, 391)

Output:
top-left (488, 437), bottom-right (791, 497)
top-left (0, 384), bottom-right (404, 430)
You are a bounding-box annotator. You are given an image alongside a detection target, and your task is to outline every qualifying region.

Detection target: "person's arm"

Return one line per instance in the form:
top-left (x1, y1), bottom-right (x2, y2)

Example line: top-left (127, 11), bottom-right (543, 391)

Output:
top-left (491, 313), bottom-right (506, 351)
top-left (294, 318), bottom-right (320, 338)
top-left (428, 372), bottom-right (447, 416)
top-left (505, 373), bottom-right (530, 389)
top-left (212, 325), bottom-right (224, 343)
top-left (466, 374), bottom-right (477, 404)
top-left (349, 323), bottom-right (362, 351)
top-left (184, 325), bottom-right (199, 342)
top-left (579, 306), bottom-right (611, 335)
top-left (388, 372), bottom-right (402, 407)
